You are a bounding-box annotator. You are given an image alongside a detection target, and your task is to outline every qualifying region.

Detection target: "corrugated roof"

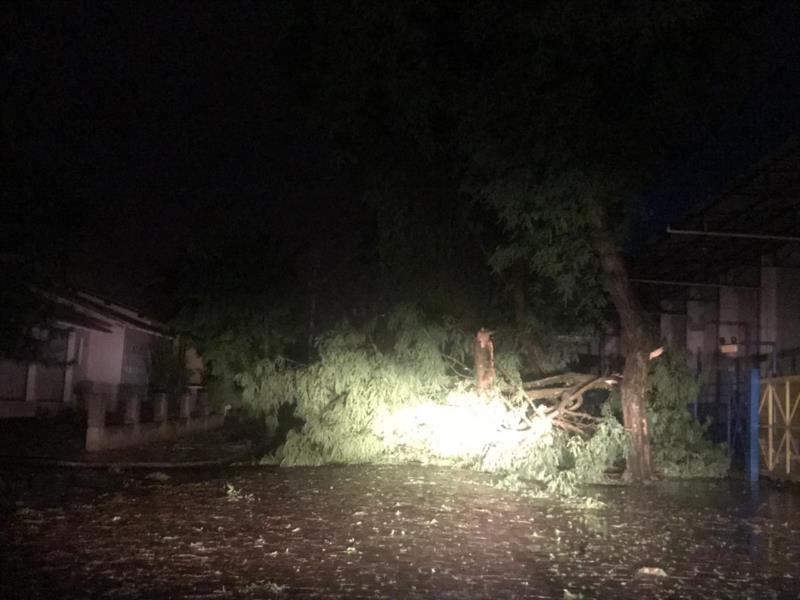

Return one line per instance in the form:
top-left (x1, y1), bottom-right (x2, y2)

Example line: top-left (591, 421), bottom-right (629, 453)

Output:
top-left (632, 137), bottom-right (800, 307)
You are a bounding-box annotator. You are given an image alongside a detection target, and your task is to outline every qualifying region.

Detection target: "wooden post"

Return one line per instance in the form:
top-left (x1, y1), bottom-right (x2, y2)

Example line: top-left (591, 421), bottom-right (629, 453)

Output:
top-left (768, 384), bottom-right (774, 471)
top-left (785, 379), bottom-right (791, 475)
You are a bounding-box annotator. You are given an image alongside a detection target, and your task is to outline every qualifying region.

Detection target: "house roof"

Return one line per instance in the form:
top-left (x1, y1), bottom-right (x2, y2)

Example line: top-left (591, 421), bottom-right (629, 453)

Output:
top-left (2, 253), bottom-right (171, 337)
top-left (46, 289), bottom-right (172, 336)
top-left (629, 49), bottom-right (800, 308)
top-left (631, 137), bottom-right (800, 307)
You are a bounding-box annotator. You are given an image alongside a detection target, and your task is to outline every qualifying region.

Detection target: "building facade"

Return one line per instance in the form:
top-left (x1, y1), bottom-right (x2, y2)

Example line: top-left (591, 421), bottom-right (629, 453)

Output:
top-left (0, 290), bottom-right (171, 419)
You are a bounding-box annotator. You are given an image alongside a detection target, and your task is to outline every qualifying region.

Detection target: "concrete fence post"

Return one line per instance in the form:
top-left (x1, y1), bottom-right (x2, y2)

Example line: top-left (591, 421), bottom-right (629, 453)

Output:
top-left (197, 390), bottom-right (210, 418)
top-left (179, 391), bottom-right (192, 420)
top-left (87, 393), bottom-right (106, 428)
top-left (188, 386), bottom-right (198, 413)
top-left (153, 392), bottom-right (168, 422)
top-left (124, 394), bottom-right (141, 425)
top-left (85, 393), bottom-right (106, 451)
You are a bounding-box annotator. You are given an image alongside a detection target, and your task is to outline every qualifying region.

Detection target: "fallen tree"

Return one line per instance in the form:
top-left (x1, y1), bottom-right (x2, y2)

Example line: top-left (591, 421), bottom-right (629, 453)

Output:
top-left (231, 306), bottom-right (726, 495)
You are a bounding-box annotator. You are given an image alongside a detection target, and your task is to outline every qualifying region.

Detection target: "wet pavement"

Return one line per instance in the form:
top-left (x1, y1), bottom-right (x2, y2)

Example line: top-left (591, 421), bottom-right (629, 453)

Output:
top-left (1, 465), bottom-right (798, 599)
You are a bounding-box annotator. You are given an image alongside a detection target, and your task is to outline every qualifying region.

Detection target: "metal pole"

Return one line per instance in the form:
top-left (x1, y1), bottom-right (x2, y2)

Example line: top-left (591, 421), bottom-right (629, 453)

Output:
top-left (631, 278), bottom-right (758, 290)
top-left (667, 226), bottom-right (800, 243)
top-left (746, 368), bottom-right (760, 483)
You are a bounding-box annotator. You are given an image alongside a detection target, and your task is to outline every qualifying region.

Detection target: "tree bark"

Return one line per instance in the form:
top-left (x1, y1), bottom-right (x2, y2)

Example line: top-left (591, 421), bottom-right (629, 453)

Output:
top-left (474, 328), bottom-right (495, 392)
top-left (596, 236), bottom-right (655, 482)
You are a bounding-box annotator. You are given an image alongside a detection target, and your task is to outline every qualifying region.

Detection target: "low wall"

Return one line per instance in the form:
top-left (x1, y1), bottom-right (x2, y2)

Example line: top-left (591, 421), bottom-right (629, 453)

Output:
top-left (0, 400), bottom-right (67, 419)
top-left (85, 390), bottom-right (224, 452)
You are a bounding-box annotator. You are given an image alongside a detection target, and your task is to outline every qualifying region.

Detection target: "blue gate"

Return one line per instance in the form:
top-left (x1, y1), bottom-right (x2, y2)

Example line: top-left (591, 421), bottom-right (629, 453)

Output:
top-left (695, 356), bottom-right (759, 481)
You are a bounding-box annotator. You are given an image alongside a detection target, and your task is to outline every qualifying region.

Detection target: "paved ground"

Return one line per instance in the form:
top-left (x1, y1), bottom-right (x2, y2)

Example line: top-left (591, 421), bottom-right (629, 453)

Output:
top-left (1, 464), bottom-right (798, 599)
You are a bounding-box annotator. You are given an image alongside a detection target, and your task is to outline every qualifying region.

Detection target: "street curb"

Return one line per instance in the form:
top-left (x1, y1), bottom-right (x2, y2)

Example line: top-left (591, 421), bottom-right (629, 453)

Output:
top-left (0, 448), bottom-right (260, 470)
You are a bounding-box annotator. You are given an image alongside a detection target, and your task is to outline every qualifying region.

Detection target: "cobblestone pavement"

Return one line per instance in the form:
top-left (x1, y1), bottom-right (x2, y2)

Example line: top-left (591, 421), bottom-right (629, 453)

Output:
top-left (1, 465), bottom-right (799, 599)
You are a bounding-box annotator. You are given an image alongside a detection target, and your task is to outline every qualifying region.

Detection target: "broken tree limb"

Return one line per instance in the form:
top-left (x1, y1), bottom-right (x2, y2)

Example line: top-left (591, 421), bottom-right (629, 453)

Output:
top-left (546, 376), bottom-right (616, 413)
top-left (498, 367), bottom-right (617, 435)
top-left (442, 353), bottom-right (473, 379)
top-left (518, 371), bottom-right (621, 435)
top-left (522, 372), bottom-right (594, 389)
top-left (524, 387), bottom-right (572, 401)
top-left (551, 417), bottom-right (588, 435)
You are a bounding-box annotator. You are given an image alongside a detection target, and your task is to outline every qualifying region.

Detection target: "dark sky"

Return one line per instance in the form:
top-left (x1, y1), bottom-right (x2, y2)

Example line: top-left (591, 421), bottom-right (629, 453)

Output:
top-left (4, 2), bottom-right (799, 310)
top-left (630, 47), bottom-right (800, 249)
top-left (3, 3), bottom-right (351, 305)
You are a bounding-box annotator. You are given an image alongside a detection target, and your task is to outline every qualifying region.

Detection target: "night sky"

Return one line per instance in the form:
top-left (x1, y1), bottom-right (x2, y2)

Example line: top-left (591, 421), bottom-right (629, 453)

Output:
top-left (4, 3), bottom-right (357, 308)
top-left (3, 2), bottom-right (799, 314)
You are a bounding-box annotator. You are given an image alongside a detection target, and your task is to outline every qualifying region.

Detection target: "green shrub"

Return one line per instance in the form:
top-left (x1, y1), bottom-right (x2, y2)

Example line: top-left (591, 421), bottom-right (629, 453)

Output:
top-left (647, 349), bottom-right (729, 478)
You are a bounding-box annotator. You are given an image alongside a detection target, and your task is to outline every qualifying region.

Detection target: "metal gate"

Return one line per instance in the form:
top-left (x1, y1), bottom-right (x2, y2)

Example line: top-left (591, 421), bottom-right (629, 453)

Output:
top-left (694, 353), bottom-right (800, 481)
top-left (759, 376), bottom-right (800, 481)
top-left (696, 354), bottom-right (754, 469)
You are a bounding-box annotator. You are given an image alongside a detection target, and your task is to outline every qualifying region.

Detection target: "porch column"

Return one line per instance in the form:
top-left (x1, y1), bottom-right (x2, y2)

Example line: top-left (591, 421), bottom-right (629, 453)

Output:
top-left (179, 391), bottom-right (192, 419)
top-left (85, 393), bottom-right (106, 451)
top-left (124, 393), bottom-right (141, 425)
top-left (24, 363), bottom-right (37, 402)
top-left (62, 330), bottom-right (77, 406)
top-left (153, 392), bottom-right (168, 422)
top-left (197, 390), bottom-right (210, 418)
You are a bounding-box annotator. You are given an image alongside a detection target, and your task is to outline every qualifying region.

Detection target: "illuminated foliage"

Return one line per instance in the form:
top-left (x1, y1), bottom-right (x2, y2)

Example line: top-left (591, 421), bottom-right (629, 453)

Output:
top-left (187, 299), bottom-right (726, 494)
top-left (234, 305), bottom-right (626, 494)
top-left (238, 305), bottom-right (468, 465)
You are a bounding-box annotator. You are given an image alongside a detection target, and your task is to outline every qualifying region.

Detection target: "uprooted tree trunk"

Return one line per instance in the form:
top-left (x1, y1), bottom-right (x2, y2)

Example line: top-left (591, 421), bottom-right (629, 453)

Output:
top-left (596, 235), bottom-right (655, 482)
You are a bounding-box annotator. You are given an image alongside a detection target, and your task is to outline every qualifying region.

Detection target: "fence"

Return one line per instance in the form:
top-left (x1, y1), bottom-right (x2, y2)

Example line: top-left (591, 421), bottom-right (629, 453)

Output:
top-left (759, 375), bottom-right (800, 481)
top-left (85, 389), bottom-right (224, 452)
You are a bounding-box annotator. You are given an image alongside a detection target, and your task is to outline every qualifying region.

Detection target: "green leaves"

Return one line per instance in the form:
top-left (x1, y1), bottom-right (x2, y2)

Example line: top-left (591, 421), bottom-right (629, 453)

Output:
top-left (647, 349), bottom-right (729, 478)
top-left (234, 302), bottom-right (633, 496)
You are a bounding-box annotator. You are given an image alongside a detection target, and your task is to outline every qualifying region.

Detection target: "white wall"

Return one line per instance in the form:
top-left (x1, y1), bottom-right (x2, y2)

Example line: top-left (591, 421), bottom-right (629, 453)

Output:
top-left (718, 285), bottom-right (758, 346)
top-left (760, 266), bottom-right (778, 349)
top-left (121, 328), bottom-right (153, 386)
top-left (686, 295), bottom-right (718, 377)
top-left (777, 267), bottom-right (800, 353)
top-left (86, 325), bottom-right (125, 385)
top-left (760, 265), bottom-right (800, 374)
top-left (660, 313), bottom-right (687, 349)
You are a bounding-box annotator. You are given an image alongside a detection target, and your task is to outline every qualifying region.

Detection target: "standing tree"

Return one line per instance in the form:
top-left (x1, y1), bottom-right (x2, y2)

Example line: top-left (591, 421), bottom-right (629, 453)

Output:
top-left (450, 2), bottom-right (797, 479)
